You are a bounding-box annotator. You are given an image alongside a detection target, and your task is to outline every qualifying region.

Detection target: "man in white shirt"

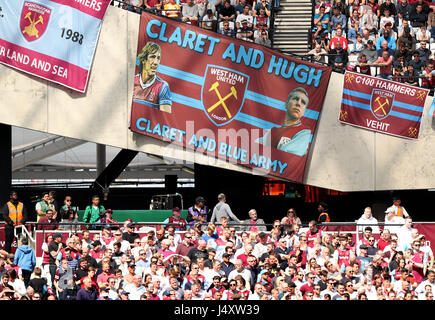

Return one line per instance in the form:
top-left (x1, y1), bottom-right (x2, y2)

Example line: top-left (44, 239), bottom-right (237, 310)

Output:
top-left (386, 196), bottom-right (410, 219)
top-left (396, 217), bottom-right (414, 251)
top-left (415, 271), bottom-right (434, 298)
top-left (108, 231), bottom-right (131, 253)
top-left (252, 232), bottom-right (268, 259)
top-left (356, 207), bottom-right (380, 234)
top-left (236, 4), bottom-right (254, 29)
top-left (384, 208), bottom-right (405, 234)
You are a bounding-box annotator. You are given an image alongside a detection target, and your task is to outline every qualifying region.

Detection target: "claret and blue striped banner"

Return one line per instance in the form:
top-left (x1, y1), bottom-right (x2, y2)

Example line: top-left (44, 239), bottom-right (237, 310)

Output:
top-left (130, 12), bottom-right (332, 182)
top-left (0, 0), bottom-right (111, 92)
top-left (339, 71), bottom-right (429, 140)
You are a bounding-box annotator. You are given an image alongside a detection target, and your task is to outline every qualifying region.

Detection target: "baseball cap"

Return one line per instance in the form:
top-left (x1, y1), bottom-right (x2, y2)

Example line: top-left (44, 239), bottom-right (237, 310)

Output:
top-left (105, 209), bottom-right (113, 214)
top-left (367, 40), bottom-right (373, 45)
top-left (126, 223), bottom-right (134, 228)
top-left (121, 290), bottom-right (130, 295)
top-left (242, 19), bottom-right (248, 23)
top-left (360, 244), bottom-right (368, 250)
top-left (53, 233), bottom-right (63, 239)
top-left (128, 262), bottom-right (136, 268)
top-left (223, 253), bottom-right (231, 258)
top-left (195, 196), bottom-right (205, 203)
top-left (385, 22), bottom-right (392, 27)
top-left (104, 224), bottom-right (112, 230)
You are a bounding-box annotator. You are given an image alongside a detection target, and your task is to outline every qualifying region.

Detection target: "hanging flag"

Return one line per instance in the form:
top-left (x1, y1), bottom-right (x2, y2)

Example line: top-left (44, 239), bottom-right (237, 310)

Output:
top-left (339, 71), bottom-right (429, 139)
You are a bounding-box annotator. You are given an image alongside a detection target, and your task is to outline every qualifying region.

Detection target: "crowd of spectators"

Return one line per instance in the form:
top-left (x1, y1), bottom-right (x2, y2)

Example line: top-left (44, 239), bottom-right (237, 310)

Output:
top-left (1, 191), bottom-right (434, 301)
top-left (309, 0), bottom-right (435, 90)
top-left (114, 0), bottom-right (276, 47)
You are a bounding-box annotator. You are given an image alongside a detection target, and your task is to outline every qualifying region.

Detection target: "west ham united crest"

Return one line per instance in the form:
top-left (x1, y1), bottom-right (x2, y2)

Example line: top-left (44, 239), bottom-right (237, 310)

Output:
top-left (201, 65), bottom-right (249, 126)
top-left (20, 1), bottom-right (51, 42)
top-left (370, 89), bottom-right (394, 120)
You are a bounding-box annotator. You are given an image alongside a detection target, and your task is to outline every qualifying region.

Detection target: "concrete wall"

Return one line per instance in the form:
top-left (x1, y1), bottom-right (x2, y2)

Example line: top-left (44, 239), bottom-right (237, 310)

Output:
top-left (0, 7), bottom-right (434, 191)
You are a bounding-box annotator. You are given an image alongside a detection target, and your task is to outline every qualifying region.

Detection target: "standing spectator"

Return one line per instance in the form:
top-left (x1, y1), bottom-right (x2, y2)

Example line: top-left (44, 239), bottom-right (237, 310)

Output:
top-left (182, 0), bottom-right (199, 25)
top-left (59, 195), bottom-right (78, 222)
top-left (211, 194), bottom-right (241, 226)
top-left (13, 238), bottom-right (35, 288)
top-left (1, 191), bottom-right (28, 253)
top-left (48, 233), bottom-right (64, 286)
top-left (35, 191), bottom-right (56, 223)
top-left (54, 259), bottom-right (76, 300)
top-left (76, 277), bottom-right (98, 300)
top-left (82, 195), bottom-right (105, 225)
top-left (356, 207), bottom-right (380, 234)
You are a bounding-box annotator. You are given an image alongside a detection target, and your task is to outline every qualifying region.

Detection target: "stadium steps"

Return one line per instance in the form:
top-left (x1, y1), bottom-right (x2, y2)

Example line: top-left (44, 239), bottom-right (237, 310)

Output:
top-left (272, 0), bottom-right (313, 56)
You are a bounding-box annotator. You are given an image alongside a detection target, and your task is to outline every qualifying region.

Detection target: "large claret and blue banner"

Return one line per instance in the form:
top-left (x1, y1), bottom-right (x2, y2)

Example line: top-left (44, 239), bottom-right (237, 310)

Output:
top-left (340, 71), bottom-right (429, 139)
top-left (0, 0), bottom-right (111, 92)
top-left (130, 12), bottom-right (332, 182)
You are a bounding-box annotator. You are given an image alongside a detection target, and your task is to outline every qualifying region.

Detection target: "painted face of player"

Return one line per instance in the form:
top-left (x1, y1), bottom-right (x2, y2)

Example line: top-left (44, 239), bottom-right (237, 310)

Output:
top-left (144, 50), bottom-right (161, 79)
top-left (286, 90), bottom-right (308, 122)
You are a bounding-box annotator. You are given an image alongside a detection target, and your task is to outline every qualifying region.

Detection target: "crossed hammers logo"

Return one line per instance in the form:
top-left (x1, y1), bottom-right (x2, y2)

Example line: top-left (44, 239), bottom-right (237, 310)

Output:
top-left (207, 82), bottom-right (238, 119)
top-left (373, 96), bottom-right (389, 116)
top-left (23, 12), bottom-right (44, 38)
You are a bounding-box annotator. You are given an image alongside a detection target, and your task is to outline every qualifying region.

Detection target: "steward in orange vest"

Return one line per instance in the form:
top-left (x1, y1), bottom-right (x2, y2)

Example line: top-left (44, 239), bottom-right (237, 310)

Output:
top-left (1, 191), bottom-right (28, 253)
top-left (317, 202), bottom-right (331, 223)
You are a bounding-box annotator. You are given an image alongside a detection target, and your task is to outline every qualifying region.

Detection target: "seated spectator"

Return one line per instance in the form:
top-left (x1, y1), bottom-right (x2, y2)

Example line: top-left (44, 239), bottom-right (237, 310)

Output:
top-left (361, 9), bottom-right (378, 37)
top-left (236, 19), bottom-right (254, 42)
top-left (374, 50), bottom-right (394, 79)
top-left (163, 0), bottom-right (181, 19)
top-left (397, 0), bottom-right (412, 21)
top-left (182, 0), bottom-right (199, 25)
top-left (363, 0), bottom-right (380, 17)
top-left (234, 0), bottom-right (251, 15)
top-left (143, 0), bottom-right (162, 13)
top-left (377, 40), bottom-right (395, 57)
top-left (254, 22), bottom-right (269, 42)
top-left (403, 64), bottom-right (420, 85)
top-left (312, 21), bottom-right (328, 46)
top-left (409, 4), bottom-right (428, 32)
top-left (392, 65), bottom-right (405, 82)
top-left (416, 25), bottom-right (431, 43)
top-left (348, 21), bottom-right (363, 45)
top-left (380, 0), bottom-right (396, 17)
top-left (379, 9), bottom-right (395, 35)
top-left (37, 209), bottom-right (58, 231)
top-left (330, 6), bottom-right (347, 31)
top-left (349, 33), bottom-right (364, 54)
top-left (397, 19), bottom-right (415, 38)
top-left (398, 26), bottom-right (417, 51)
top-left (409, 51), bottom-right (426, 72)
top-left (416, 41), bottom-right (431, 64)
top-left (394, 42), bottom-right (412, 64)
top-left (253, 6), bottom-right (270, 29)
top-left (361, 29), bottom-right (376, 45)
top-left (355, 54), bottom-right (372, 75)
top-left (219, 0), bottom-right (236, 23)
top-left (359, 40), bottom-right (378, 63)
top-left (376, 22), bottom-right (397, 51)
top-left (328, 40), bottom-right (348, 70)
top-left (254, 30), bottom-right (271, 47)
top-left (198, 0), bottom-right (216, 19)
top-left (219, 20), bottom-right (235, 37)
top-left (411, 0), bottom-right (430, 16)
top-left (253, 0), bottom-right (270, 17)
top-left (334, 0), bottom-right (348, 17)
top-left (201, 9), bottom-right (217, 31)
top-left (308, 43), bottom-right (328, 64)
top-left (348, 0), bottom-right (362, 18)
top-left (127, 0), bottom-right (144, 13)
top-left (236, 4), bottom-right (254, 29)
top-left (329, 27), bottom-right (348, 51)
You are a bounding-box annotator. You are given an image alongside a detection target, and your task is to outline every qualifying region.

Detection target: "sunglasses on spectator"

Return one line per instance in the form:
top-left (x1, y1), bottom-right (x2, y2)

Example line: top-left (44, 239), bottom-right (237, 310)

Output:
top-left (115, 234), bottom-right (122, 236)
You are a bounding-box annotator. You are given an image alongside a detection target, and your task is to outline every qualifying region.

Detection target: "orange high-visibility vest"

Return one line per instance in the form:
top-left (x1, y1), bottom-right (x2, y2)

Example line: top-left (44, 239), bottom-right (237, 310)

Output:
top-left (6, 201), bottom-right (24, 226)
top-left (396, 206), bottom-right (403, 217)
top-left (318, 212), bottom-right (330, 223)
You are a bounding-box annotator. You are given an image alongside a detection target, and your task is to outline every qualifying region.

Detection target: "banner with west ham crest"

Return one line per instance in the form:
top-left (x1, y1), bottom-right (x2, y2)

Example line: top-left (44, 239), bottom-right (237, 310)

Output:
top-left (340, 71), bottom-right (429, 139)
top-left (0, 0), bottom-right (111, 92)
top-left (130, 12), bottom-right (332, 182)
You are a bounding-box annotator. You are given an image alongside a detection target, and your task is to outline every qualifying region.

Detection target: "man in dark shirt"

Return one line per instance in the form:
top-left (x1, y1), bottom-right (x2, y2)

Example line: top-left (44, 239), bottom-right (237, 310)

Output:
top-left (220, 253), bottom-right (235, 277)
top-left (74, 258), bottom-right (89, 284)
top-left (417, 40), bottom-right (431, 64)
top-left (236, 19), bottom-right (254, 42)
top-left (380, 0), bottom-right (396, 17)
top-left (410, 4), bottom-right (428, 28)
top-left (76, 277), bottom-right (98, 300)
top-left (187, 240), bottom-right (208, 263)
top-left (411, 0), bottom-right (429, 15)
top-left (122, 223), bottom-right (140, 244)
top-left (409, 51), bottom-right (426, 72)
top-left (48, 233), bottom-right (64, 286)
top-left (219, 0), bottom-right (235, 22)
top-left (219, 20), bottom-right (235, 37)
top-left (329, 40), bottom-right (348, 70)
top-left (398, 26), bottom-right (417, 51)
top-left (396, 0), bottom-right (412, 20)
